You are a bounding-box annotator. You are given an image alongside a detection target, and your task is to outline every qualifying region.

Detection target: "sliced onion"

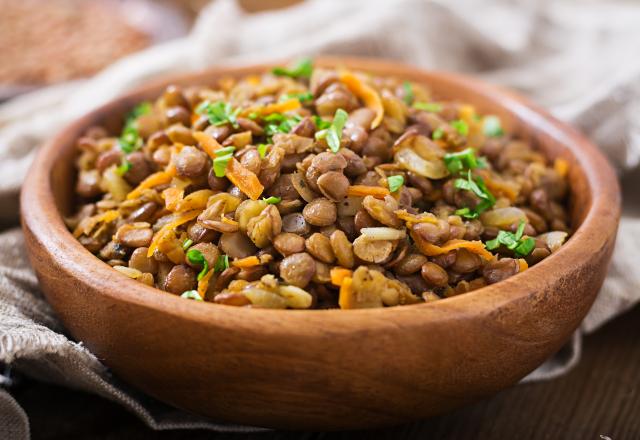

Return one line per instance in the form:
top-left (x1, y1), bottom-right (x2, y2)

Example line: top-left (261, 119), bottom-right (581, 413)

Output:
top-left (412, 135), bottom-right (445, 161)
top-left (360, 227), bottom-right (406, 241)
top-left (243, 288), bottom-right (287, 309)
top-left (113, 266), bottom-right (143, 279)
top-left (278, 285), bottom-right (313, 309)
top-left (337, 196), bottom-right (363, 217)
top-left (101, 165), bottom-right (132, 202)
top-left (394, 147), bottom-right (449, 180)
top-left (291, 171), bottom-right (317, 203)
top-left (537, 231), bottom-right (568, 253)
top-left (480, 207), bottom-right (527, 228)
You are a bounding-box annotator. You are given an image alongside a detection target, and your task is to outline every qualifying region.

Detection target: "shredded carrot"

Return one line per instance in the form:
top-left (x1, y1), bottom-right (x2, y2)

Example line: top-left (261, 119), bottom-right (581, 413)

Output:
top-left (175, 189), bottom-right (214, 212)
top-left (147, 210), bottom-right (200, 258)
top-left (221, 216), bottom-right (239, 227)
top-left (411, 234), bottom-right (495, 261)
top-left (73, 210), bottom-right (119, 237)
top-left (339, 71), bottom-right (384, 129)
top-left (241, 98), bottom-right (301, 117)
top-left (197, 269), bottom-right (214, 297)
top-left (162, 187), bottom-right (184, 211)
top-left (225, 158), bottom-right (264, 200)
top-left (127, 169), bottom-right (176, 200)
top-left (478, 170), bottom-right (519, 202)
top-left (394, 209), bottom-right (439, 225)
top-left (193, 131), bottom-right (224, 158)
top-left (347, 185), bottom-right (390, 199)
top-left (337, 276), bottom-right (354, 310)
top-left (331, 268), bottom-right (353, 287)
top-left (518, 258), bottom-right (529, 272)
top-left (554, 158), bottom-right (569, 177)
top-left (232, 256), bottom-right (260, 268)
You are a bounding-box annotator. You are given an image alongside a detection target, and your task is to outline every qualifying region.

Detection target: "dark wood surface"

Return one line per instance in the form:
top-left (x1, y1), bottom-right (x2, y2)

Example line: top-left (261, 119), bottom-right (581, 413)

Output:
top-left (12, 302), bottom-right (640, 440)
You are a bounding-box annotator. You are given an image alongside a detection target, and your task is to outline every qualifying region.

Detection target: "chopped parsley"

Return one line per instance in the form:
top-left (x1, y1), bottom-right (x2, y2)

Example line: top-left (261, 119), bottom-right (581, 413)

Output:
top-left (186, 248), bottom-right (209, 281)
top-left (414, 102), bottom-right (442, 113)
top-left (483, 115), bottom-right (504, 137)
top-left (197, 101), bottom-right (240, 128)
top-left (181, 290), bottom-right (203, 301)
top-left (432, 127), bottom-right (444, 140)
top-left (214, 254), bottom-right (230, 273)
top-left (454, 170), bottom-right (495, 219)
top-left (325, 108), bottom-right (348, 153)
top-left (257, 143), bottom-right (269, 158)
top-left (444, 148), bottom-right (481, 174)
top-left (312, 115), bottom-right (331, 130)
top-left (213, 146), bottom-right (235, 177)
top-left (450, 119), bottom-right (469, 136)
top-left (182, 238), bottom-right (193, 250)
top-left (279, 91), bottom-right (314, 103)
top-left (118, 102), bottom-right (151, 154)
top-left (402, 81), bottom-right (414, 105)
top-left (387, 175), bottom-right (404, 193)
top-left (272, 57), bottom-right (313, 79)
top-left (263, 113), bottom-right (303, 139)
top-left (485, 220), bottom-right (535, 257)
top-left (263, 196), bottom-right (281, 204)
top-left (115, 159), bottom-right (131, 176)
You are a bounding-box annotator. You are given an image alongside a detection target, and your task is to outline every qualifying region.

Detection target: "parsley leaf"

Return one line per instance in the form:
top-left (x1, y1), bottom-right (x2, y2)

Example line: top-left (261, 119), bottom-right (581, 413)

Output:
top-left (326, 108), bottom-right (348, 153)
top-left (432, 127), bottom-right (444, 140)
top-left (213, 147), bottom-right (234, 177)
top-left (214, 254), bottom-right (230, 273)
top-left (387, 175), bottom-right (404, 193)
top-left (263, 113), bottom-right (303, 139)
top-left (197, 101), bottom-right (240, 128)
top-left (483, 115), bottom-right (504, 137)
top-left (312, 115), bottom-right (331, 130)
top-left (450, 119), bottom-right (469, 136)
top-left (280, 92), bottom-right (313, 103)
top-left (414, 102), bottom-right (442, 113)
top-left (402, 81), bottom-right (414, 105)
top-left (453, 170), bottom-right (496, 218)
top-left (272, 57), bottom-right (313, 79)
top-left (443, 148), bottom-right (482, 174)
top-left (257, 144), bottom-right (269, 158)
top-left (485, 220), bottom-right (535, 257)
top-left (263, 196), bottom-right (281, 204)
top-left (186, 248), bottom-right (209, 281)
top-left (181, 290), bottom-right (203, 301)
top-left (115, 159), bottom-right (131, 176)
top-left (118, 102), bottom-right (151, 154)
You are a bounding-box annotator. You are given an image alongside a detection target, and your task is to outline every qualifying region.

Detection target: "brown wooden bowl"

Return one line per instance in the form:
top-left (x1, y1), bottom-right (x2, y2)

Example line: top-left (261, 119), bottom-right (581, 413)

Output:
top-left (20, 57), bottom-right (621, 430)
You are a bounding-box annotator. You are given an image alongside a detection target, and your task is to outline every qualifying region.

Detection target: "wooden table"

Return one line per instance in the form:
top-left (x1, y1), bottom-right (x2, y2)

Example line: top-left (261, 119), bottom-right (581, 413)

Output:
top-left (12, 303), bottom-right (639, 439)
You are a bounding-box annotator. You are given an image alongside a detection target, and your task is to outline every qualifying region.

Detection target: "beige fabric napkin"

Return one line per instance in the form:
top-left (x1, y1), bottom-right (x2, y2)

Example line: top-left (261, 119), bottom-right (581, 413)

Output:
top-left (2, 0), bottom-right (640, 435)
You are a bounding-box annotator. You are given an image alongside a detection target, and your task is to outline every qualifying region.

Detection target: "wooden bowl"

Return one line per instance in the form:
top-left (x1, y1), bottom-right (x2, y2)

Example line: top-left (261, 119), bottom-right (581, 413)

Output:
top-left (20, 57), bottom-right (621, 430)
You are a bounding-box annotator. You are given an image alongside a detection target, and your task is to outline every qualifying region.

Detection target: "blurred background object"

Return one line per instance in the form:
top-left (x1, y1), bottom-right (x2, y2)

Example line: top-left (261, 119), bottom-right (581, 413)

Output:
top-left (0, 0), bottom-right (189, 100)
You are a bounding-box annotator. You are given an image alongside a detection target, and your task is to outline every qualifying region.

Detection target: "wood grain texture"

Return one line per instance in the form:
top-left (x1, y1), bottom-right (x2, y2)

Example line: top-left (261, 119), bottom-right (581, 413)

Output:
top-left (19, 57), bottom-right (621, 430)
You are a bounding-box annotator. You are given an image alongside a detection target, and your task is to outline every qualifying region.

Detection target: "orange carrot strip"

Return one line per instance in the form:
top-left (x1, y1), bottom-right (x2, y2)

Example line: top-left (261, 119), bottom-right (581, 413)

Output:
top-left (394, 209), bottom-right (439, 225)
top-left (330, 268), bottom-right (353, 287)
top-left (518, 258), bottom-right (529, 272)
top-left (339, 71), bottom-right (384, 129)
top-left (241, 98), bottom-right (301, 117)
top-left (411, 234), bottom-right (495, 261)
top-left (162, 187), bottom-right (184, 211)
top-left (147, 210), bottom-right (200, 258)
top-left (197, 269), bottom-right (214, 297)
top-left (478, 170), bottom-right (518, 202)
top-left (347, 185), bottom-right (390, 199)
top-left (232, 256), bottom-right (260, 268)
top-left (127, 169), bottom-right (176, 200)
top-left (554, 158), bottom-right (569, 178)
top-left (338, 276), bottom-right (354, 310)
top-left (225, 158), bottom-right (264, 200)
top-left (193, 131), bottom-right (224, 158)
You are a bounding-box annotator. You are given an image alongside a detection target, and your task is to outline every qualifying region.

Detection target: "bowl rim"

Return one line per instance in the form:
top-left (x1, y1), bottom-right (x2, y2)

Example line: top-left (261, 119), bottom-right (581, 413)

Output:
top-left (20, 56), bottom-right (621, 323)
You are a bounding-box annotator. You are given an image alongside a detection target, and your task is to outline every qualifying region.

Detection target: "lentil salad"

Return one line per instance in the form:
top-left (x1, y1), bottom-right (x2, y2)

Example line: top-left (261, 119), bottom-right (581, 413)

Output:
top-left (66, 59), bottom-right (571, 309)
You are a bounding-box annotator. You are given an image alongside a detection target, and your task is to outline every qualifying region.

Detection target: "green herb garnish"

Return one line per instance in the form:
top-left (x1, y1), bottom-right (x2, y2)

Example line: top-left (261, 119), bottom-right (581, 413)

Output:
top-left (432, 127), bottom-right (444, 140)
top-left (213, 154), bottom-right (233, 177)
top-left (181, 290), bottom-right (203, 301)
top-left (444, 148), bottom-right (481, 174)
top-left (279, 92), bottom-right (314, 103)
top-left (312, 115), bottom-right (331, 130)
top-left (453, 170), bottom-right (496, 218)
top-left (414, 102), bottom-right (442, 113)
top-left (215, 146), bottom-right (236, 157)
top-left (186, 248), bottom-right (209, 281)
top-left (387, 175), bottom-right (404, 193)
top-left (272, 57), bottom-right (313, 79)
top-left (115, 159), bottom-right (131, 176)
top-left (326, 108), bottom-right (348, 153)
top-left (450, 119), bottom-right (469, 136)
top-left (182, 238), bottom-right (193, 250)
top-left (263, 196), bottom-right (281, 204)
top-left (483, 115), bottom-right (504, 137)
top-left (485, 220), bottom-right (535, 257)
top-left (197, 101), bottom-right (240, 128)
top-left (263, 113), bottom-right (303, 139)
top-left (118, 102), bottom-right (151, 154)
top-left (402, 81), bottom-right (414, 105)
top-left (257, 143), bottom-right (269, 158)
top-left (214, 254), bottom-right (230, 273)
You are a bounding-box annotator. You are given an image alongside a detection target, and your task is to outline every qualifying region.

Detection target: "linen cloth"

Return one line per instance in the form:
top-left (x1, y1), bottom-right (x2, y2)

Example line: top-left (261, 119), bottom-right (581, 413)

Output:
top-left (1, 0), bottom-right (640, 435)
